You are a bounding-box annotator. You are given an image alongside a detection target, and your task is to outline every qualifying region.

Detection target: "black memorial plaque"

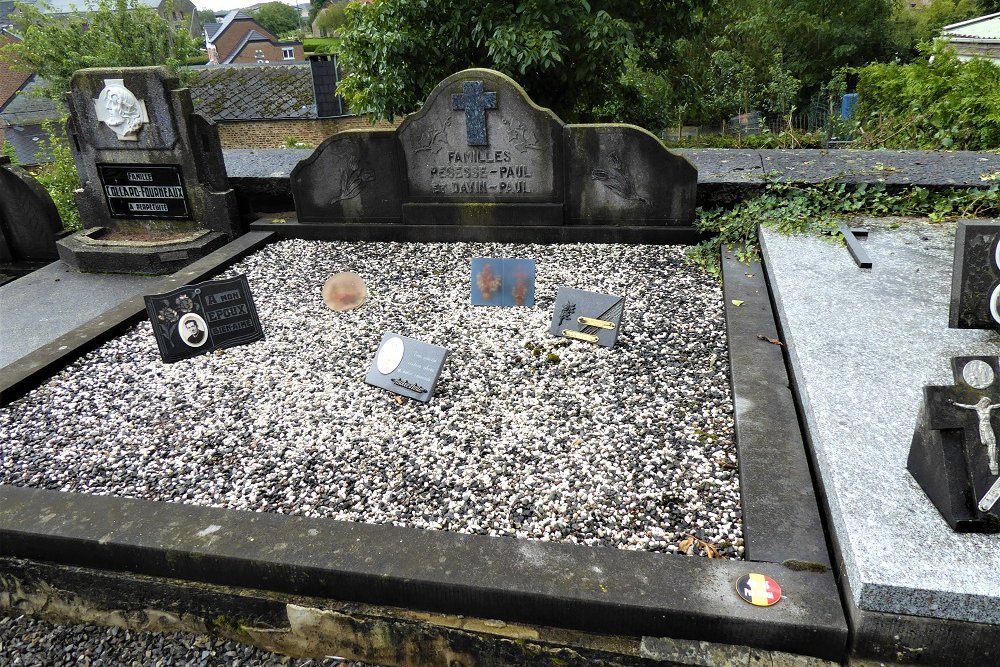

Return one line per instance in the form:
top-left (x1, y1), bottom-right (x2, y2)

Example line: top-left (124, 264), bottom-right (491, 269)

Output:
top-left (98, 163), bottom-right (191, 219)
top-left (144, 275), bottom-right (264, 363)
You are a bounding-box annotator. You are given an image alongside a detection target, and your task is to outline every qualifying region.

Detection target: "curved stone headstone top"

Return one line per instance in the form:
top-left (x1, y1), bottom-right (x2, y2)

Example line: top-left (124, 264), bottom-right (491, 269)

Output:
top-left (0, 156), bottom-right (63, 263)
top-left (292, 67), bottom-right (696, 227)
top-left (397, 68), bottom-right (565, 203)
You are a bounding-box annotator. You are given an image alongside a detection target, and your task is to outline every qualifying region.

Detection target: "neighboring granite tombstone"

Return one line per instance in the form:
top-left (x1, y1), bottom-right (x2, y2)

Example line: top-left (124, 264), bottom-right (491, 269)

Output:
top-left (950, 220), bottom-right (1000, 329)
top-left (0, 156), bottom-right (63, 267)
top-left (909, 356), bottom-right (1000, 532)
top-left (57, 67), bottom-right (240, 274)
top-left (289, 69), bottom-right (696, 241)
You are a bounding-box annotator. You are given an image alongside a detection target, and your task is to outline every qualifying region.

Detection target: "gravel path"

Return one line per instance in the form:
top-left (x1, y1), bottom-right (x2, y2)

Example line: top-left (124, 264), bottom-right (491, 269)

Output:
top-left (0, 614), bottom-right (370, 666)
top-left (0, 240), bottom-right (741, 557)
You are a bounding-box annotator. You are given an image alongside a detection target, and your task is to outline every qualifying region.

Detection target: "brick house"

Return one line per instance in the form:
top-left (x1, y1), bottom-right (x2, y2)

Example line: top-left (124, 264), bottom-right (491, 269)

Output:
top-left (204, 10), bottom-right (303, 65)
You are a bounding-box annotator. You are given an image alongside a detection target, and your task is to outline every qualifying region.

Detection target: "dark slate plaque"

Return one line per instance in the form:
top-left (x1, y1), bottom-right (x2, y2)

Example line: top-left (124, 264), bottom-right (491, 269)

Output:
top-left (144, 275), bottom-right (264, 363)
top-left (98, 163), bottom-right (191, 219)
top-left (549, 287), bottom-right (625, 347)
top-left (949, 221), bottom-right (1000, 329)
top-left (365, 333), bottom-right (448, 403)
top-left (908, 356), bottom-right (1000, 532)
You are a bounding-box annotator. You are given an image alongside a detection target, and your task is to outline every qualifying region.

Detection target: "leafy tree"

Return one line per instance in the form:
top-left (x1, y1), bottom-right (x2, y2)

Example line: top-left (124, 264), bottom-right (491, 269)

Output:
top-left (250, 1), bottom-right (301, 37)
top-left (892, 0), bottom-right (984, 60)
top-left (196, 8), bottom-right (216, 25)
top-left (854, 41), bottom-right (1000, 150)
top-left (0, 0), bottom-right (198, 106)
top-left (337, 0), bottom-right (714, 126)
top-left (313, 0), bottom-right (346, 36)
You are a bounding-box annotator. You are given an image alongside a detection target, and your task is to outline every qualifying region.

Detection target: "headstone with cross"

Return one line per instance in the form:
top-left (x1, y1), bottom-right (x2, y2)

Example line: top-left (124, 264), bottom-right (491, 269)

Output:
top-left (291, 67), bottom-right (698, 231)
top-left (908, 356), bottom-right (1000, 532)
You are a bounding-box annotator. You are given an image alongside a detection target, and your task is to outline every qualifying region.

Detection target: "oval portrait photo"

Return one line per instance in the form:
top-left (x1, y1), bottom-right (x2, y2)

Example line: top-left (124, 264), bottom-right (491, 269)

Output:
top-left (178, 312), bottom-right (208, 348)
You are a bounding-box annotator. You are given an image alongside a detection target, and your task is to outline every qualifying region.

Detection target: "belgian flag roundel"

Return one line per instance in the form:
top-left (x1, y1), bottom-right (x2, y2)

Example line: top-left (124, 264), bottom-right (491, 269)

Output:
top-left (736, 573), bottom-right (781, 606)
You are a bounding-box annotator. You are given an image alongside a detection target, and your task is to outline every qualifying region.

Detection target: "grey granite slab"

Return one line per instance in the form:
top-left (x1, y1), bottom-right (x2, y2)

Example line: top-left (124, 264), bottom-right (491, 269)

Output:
top-left (0, 262), bottom-right (161, 368)
top-left (761, 220), bottom-right (1000, 624)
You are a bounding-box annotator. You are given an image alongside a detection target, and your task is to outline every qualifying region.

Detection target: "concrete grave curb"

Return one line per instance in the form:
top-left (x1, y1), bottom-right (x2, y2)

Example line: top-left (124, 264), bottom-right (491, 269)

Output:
top-left (0, 234), bottom-right (847, 663)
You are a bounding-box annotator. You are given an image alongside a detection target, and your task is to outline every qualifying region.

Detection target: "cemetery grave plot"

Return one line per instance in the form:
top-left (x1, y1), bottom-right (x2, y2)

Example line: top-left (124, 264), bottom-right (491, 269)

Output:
top-left (0, 239), bottom-right (741, 558)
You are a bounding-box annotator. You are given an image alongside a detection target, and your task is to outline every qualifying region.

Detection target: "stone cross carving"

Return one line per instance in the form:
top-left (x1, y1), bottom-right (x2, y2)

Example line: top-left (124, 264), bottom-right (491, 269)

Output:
top-left (952, 396), bottom-right (1000, 475)
top-left (451, 80), bottom-right (496, 146)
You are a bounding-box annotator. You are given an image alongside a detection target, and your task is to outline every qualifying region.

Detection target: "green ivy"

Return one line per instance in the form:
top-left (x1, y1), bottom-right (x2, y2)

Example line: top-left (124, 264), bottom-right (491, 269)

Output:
top-left (688, 181), bottom-right (1000, 275)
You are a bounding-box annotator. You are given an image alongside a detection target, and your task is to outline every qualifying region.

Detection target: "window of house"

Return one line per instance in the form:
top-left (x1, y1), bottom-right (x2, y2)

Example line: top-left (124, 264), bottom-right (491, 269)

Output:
top-left (282, 47), bottom-right (294, 60)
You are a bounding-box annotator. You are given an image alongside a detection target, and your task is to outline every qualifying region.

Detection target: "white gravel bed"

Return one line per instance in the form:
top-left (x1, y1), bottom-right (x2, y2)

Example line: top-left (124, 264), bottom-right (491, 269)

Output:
top-left (0, 240), bottom-right (742, 558)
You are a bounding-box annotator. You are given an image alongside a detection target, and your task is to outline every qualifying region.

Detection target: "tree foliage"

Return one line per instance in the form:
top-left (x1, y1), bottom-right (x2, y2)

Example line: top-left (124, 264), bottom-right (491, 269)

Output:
top-left (854, 41), bottom-right (1000, 150)
top-left (337, 0), bottom-right (714, 126)
top-left (313, 1), bottom-right (347, 36)
top-left (0, 0), bottom-right (198, 106)
top-left (891, 0), bottom-right (984, 61)
top-left (250, 1), bottom-right (302, 37)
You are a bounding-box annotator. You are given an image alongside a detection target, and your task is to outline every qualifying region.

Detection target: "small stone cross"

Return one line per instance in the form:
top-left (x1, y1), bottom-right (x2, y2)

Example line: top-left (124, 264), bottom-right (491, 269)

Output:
top-left (452, 80), bottom-right (497, 146)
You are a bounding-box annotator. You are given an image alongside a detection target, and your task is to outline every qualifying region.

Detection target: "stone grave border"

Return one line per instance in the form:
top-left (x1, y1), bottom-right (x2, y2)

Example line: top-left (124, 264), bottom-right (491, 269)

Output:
top-left (247, 218), bottom-right (706, 245)
top-left (0, 236), bottom-right (847, 663)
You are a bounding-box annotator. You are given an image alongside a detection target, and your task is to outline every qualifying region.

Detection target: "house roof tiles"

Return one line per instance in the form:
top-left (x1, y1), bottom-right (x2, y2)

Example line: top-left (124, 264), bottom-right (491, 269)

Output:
top-left (188, 63), bottom-right (316, 121)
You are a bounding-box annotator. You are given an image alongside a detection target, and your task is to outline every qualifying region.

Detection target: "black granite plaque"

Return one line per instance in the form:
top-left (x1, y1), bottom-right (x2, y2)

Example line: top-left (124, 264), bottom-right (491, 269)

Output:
top-left (949, 221), bottom-right (1000, 329)
top-left (98, 163), bottom-right (191, 219)
top-left (364, 333), bottom-right (448, 403)
top-left (144, 275), bottom-right (264, 363)
top-left (908, 356), bottom-right (1000, 532)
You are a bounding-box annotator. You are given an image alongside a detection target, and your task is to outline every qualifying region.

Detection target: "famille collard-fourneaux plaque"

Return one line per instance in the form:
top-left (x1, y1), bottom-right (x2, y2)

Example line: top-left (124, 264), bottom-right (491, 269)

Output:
top-left (97, 164), bottom-right (190, 219)
top-left (365, 333), bottom-right (448, 403)
top-left (144, 275), bottom-right (264, 363)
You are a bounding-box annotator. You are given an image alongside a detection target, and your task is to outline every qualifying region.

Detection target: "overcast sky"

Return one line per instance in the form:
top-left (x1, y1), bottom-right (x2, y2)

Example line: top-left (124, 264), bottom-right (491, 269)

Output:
top-left (196, 0), bottom-right (306, 14)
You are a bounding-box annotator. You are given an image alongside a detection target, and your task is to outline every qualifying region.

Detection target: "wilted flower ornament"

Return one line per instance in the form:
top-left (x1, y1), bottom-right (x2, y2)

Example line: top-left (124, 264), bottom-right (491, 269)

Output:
top-left (322, 272), bottom-right (368, 311)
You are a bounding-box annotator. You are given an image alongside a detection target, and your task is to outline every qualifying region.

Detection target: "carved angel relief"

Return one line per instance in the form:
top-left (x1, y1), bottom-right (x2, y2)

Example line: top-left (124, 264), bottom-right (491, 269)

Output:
top-left (94, 79), bottom-right (149, 141)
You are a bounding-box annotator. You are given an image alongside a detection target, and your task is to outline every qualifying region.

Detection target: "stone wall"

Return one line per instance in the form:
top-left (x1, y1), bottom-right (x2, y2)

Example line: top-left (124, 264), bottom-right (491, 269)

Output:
top-left (216, 117), bottom-right (400, 149)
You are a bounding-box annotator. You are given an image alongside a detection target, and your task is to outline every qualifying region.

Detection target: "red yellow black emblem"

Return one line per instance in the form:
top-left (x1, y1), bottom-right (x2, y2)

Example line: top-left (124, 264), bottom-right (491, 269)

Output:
top-left (736, 573), bottom-right (781, 606)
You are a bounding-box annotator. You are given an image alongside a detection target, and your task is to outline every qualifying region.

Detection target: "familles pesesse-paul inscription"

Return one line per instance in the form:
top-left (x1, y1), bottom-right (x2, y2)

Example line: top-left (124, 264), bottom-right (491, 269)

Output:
top-left (401, 75), bottom-right (554, 199)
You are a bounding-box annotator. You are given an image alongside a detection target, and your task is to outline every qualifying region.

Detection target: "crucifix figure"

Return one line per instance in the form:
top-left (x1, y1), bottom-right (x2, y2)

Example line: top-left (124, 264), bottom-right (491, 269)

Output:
top-left (452, 80), bottom-right (497, 146)
top-left (952, 396), bottom-right (1000, 475)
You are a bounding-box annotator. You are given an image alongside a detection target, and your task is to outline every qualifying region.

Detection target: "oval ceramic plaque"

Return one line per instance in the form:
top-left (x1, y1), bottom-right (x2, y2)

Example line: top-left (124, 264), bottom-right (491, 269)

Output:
top-left (963, 359), bottom-right (995, 390)
top-left (322, 272), bottom-right (368, 312)
top-left (376, 336), bottom-right (405, 375)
